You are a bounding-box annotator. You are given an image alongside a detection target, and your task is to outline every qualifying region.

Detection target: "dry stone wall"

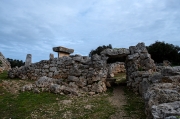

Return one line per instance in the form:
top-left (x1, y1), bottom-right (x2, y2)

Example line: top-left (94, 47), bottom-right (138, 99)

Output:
top-left (0, 52), bottom-right (11, 73)
top-left (107, 62), bottom-right (125, 78)
top-left (125, 43), bottom-right (156, 92)
top-left (8, 42), bottom-right (157, 95)
top-left (8, 54), bottom-right (108, 93)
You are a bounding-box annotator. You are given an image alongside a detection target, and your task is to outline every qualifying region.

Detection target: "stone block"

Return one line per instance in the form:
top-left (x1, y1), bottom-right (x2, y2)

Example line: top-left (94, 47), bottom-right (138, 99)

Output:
top-left (25, 54), bottom-right (32, 66)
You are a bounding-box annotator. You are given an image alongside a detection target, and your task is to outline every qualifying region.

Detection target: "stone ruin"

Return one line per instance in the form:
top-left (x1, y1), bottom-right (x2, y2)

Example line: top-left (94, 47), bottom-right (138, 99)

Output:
top-left (25, 54), bottom-right (32, 66)
top-left (53, 46), bottom-right (74, 58)
top-left (8, 43), bottom-right (180, 119)
top-left (0, 52), bottom-right (11, 73)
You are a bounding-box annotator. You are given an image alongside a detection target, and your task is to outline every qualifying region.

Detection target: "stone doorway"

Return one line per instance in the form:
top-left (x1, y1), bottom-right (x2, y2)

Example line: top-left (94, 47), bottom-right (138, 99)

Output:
top-left (100, 49), bottom-right (129, 86)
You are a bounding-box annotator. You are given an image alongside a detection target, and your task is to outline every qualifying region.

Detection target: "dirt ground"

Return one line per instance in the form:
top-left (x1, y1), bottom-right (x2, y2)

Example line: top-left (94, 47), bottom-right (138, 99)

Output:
top-left (109, 86), bottom-right (133, 119)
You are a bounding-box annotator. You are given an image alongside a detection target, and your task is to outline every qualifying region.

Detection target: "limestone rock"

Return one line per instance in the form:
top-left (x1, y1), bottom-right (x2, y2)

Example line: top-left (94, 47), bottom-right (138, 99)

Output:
top-left (67, 76), bottom-right (79, 82)
top-left (0, 52), bottom-right (11, 71)
top-left (161, 66), bottom-right (180, 76)
top-left (53, 46), bottom-right (74, 54)
top-left (35, 76), bottom-right (58, 88)
top-left (25, 54), bottom-right (32, 66)
top-left (49, 53), bottom-right (54, 60)
top-left (53, 46), bottom-right (74, 58)
top-left (151, 101), bottom-right (180, 119)
top-left (144, 83), bottom-right (180, 118)
top-left (100, 48), bottom-right (130, 57)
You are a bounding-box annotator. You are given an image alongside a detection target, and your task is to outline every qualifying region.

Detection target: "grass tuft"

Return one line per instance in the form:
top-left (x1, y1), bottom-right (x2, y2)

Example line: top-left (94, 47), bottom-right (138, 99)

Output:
top-left (114, 73), bottom-right (127, 84)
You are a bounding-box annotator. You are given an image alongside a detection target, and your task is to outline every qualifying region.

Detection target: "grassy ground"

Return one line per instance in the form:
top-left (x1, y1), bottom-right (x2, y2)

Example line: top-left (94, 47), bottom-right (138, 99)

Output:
top-left (0, 71), bottom-right (146, 119)
top-left (0, 90), bottom-right (117, 119)
top-left (0, 71), bottom-right (116, 119)
top-left (122, 87), bottom-right (146, 119)
top-left (114, 73), bottom-right (126, 84)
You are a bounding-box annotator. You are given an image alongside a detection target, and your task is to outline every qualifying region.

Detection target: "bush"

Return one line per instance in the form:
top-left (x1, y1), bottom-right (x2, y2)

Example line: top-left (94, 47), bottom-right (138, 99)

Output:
top-left (147, 41), bottom-right (180, 65)
top-left (6, 58), bottom-right (25, 68)
top-left (89, 44), bottom-right (112, 57)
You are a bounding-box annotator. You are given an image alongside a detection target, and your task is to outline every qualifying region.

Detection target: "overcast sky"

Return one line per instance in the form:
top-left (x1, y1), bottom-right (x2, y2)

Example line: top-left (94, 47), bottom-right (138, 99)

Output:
top-left (0, 0), bottom-right (180, 62)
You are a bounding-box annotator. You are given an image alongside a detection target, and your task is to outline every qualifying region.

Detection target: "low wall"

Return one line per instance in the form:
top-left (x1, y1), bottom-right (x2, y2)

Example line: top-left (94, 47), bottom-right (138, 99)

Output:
top-left (128, 66), bottom-right (180, 118)
top-left (8, 54), bottom-right (109, 93)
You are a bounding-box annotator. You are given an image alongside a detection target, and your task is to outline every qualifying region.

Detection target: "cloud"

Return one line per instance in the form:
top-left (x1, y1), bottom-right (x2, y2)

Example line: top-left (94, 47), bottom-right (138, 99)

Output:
top-left (0, 0), bottom-right (180, 62)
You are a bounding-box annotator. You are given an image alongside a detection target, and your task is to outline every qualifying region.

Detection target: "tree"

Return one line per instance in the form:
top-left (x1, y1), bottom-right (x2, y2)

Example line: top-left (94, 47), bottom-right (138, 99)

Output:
top-left (6, 58), bottom-right (25, 68)
top-left (89, 44), bottom-right (112, 57)
top-left (147, 41), bottom-right (180, 65)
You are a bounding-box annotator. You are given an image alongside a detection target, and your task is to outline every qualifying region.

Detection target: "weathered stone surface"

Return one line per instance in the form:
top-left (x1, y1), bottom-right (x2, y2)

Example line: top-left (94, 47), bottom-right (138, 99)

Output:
top-left (67, 76), bottom-right (79, 82)
top-left (149, 72), bottom-right (163, 83)
top-left (139, 77), bottom-right (150, 96)
top-left (53, 46), bottom-right (74, 58)
top-left (151, 101), bottom-right (180, 119)
top-left (161, 66), bottom-right (180, 76)
top-left (107, 62), bottom-right (125, 78)
top-left (0, 52), bottom-right (11, 71)
top-left (91, 54), bottom-right (101, 61)
top-left (53, 46), bottom-right (74, 54)
top-left (25, 54), bottom-right (32, 66)
top-left (144, 83), bottom-right (180, 118)
top-left (126, 42), bottom-right (156, 92)
top-left (35, 76), bottom-right (58, 88)
top-left (101, 48), bottom-right (130, 57)
top-left (49, 53), bottom-right (54, 60)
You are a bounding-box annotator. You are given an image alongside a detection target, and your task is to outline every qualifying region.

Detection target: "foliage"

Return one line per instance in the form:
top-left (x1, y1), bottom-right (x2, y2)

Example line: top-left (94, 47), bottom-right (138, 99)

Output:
top-left (89, 44), bottom-right (112, 57)
top-left (147, 41), bottom-right (180, 65)
top-left (7, 58), bottom-right (25, 68)
top-left (122, 87), bottom-right (146, 118)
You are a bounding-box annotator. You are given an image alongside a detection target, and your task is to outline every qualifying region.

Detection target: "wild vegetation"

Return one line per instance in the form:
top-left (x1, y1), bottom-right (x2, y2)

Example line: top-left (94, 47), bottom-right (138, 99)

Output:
top-left (89, 44), bottom-right (112, 57)
top-left (146, 41), bottom-right (180, 65)
top-left (6, 58), bottom-right (25, 68)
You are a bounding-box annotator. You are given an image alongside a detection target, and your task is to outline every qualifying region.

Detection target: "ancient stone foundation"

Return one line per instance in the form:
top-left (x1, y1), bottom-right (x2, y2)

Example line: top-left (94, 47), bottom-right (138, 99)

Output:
top-left (8, 42), bottom-right (180, 118)
top-left (9, 54), bottom-right (108, 93)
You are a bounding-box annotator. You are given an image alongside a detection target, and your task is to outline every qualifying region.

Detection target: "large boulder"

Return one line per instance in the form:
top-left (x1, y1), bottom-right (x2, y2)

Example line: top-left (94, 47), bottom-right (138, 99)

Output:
top-left (100, 48), bottom-right (130, 57)
top-left (151, 101), bottom-right (180, 119)
top-left (144, 83), bottom-right (180, 118)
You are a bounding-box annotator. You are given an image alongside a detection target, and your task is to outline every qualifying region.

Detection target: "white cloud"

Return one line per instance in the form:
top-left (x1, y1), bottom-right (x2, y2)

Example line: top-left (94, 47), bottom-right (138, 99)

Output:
top-left (0, 0), bottom-right (180, 62)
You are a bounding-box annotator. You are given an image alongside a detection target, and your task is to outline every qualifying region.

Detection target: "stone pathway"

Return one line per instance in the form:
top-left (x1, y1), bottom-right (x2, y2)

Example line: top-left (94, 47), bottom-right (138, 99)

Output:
top-left (109, 86), bottom-right (133, 119)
